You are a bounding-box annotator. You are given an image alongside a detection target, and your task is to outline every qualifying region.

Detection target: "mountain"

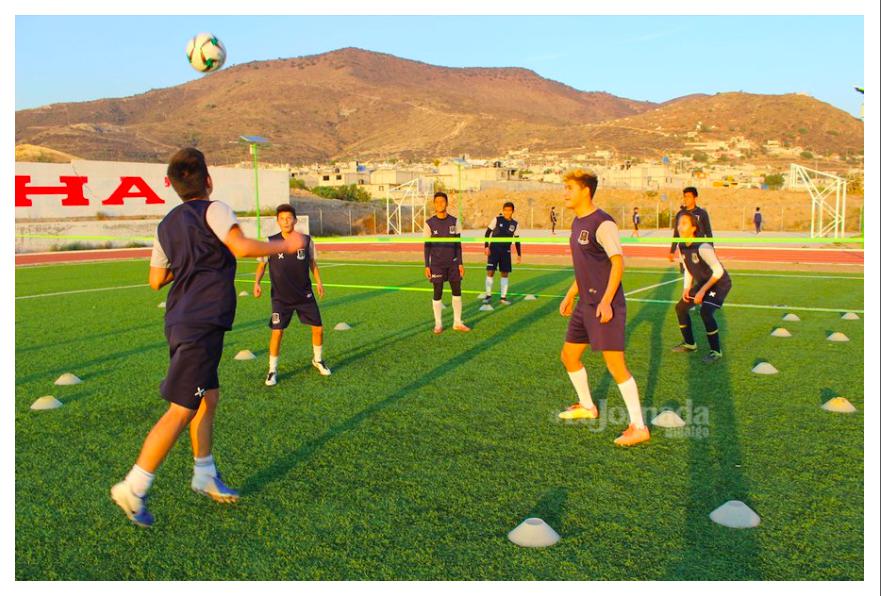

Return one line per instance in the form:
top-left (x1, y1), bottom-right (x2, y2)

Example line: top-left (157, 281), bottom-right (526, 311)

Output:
top-left (15, 48), bottom-right (863, 164)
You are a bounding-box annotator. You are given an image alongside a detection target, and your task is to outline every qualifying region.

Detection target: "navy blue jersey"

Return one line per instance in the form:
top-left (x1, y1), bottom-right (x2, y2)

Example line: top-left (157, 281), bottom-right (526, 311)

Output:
top-left (485, 215), bottom-right (521, 255)
top-left (632, 213), bottom-right (640, 225)
top-left (753, 212), bottom-right (763, 224)
top-left (681, 242), bottom-right (731, 288)
top-left (671, 206), bottom-right (713, 252)
top-left (424, 214), bottom-right (462, 268)
top-left (267, 233), bottom-right (315, 304)
top-left (570, 209), bottom-right (625, 307)
top-left (157, 199), bottom-right (237, 330)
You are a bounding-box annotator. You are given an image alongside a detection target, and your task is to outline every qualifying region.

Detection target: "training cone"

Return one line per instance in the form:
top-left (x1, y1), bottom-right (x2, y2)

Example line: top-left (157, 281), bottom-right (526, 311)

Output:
top-left (334, 322), bottom-right (352, 331)
top-left (524, 294), bottom-right (537, 301)
top-left (30, 396), bottom-right (63, 411)
top-left (479, 304), bottom-right (494, 312)
top-left (770, 327), bottom-right (792, 338)
top-left (54, 373), bottom-right (82, 386)
top-left (651, 410), bottom-right (686, 428)
top-left (157, 301), bottom-right (166, 308)
top-left (827, 332), bottom-right (849, 342)
top-left (234, 350), bottom-right (256, 361)
top-left (752, 362), bottom-right (778, 375)
top-left (476, 293), bottom-right (487, 300)
top-left (239, 291), bottom-right (249, 297)
top-left (841, 312), bottom-right (860, 321)
top-left (709, 500), bottom-right (761, 528)
top-left (507, 518), bottom-right (561, 548)
top-left (782, 313), bottom-right (800, 322)
top-left (821, 397), bottom-right (857, 413)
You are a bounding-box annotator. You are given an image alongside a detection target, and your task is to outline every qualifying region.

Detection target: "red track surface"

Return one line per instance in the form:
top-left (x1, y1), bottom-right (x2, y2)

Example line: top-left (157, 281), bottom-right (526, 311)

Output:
top-left (16, 242), bottom-right (863, 266)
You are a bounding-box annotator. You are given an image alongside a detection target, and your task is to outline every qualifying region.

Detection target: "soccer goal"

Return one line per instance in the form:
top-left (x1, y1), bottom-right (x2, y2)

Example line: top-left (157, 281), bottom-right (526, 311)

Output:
top-left (787, 164), bottom-right (848, 239)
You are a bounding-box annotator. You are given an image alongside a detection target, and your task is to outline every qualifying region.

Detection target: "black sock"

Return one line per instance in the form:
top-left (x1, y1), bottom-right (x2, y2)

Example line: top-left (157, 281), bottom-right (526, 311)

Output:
top-left (676, 300), bottom-right (695, 344)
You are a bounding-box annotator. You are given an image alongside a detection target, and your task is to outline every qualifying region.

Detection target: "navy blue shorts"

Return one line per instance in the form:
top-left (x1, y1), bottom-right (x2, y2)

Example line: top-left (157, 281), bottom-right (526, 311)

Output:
top-left (270, 299), bottom-right (323, 329)
top-left (486, 250), bottom-right (513, 273)
top-left (160, 325), bottom-right (225, 410)
top-left (687, 278), bottom-right (732, 309)
top-left (429, 264), bottom-right (461, 284)
top-left (565, 301), bottom-right (627, 352)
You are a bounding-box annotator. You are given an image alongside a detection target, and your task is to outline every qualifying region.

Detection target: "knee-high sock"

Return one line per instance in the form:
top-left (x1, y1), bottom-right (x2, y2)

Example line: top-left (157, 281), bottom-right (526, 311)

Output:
top-left (675, 299), bottom-right (695, 344)
top-left (566, 367), bottom-right (594, 408)
top-left (618, 377), bottom-right (645, 429)
top-left (500, 277), bottom-right (509, 298)
top-left (432, 300), bottom-right (443, 328)
top-left (452, 295), bottom-right (463, 325)
top-left (485, 275), bottom-right (494, 296)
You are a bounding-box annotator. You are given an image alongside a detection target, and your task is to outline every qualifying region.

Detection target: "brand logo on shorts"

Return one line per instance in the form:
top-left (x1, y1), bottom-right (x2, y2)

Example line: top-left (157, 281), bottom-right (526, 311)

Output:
top-left (194, 387), bottom-right (206, 398)
top-left (297, 248), bottom-right (306, 260)
top-left (691, 253), bottom-right (700, 264)
top-left (272, 313), bottom-right (280, 324)
top-left (577, 230), bottom-right (590, 245)
top-left (277, 253), bottom-right (285, 259)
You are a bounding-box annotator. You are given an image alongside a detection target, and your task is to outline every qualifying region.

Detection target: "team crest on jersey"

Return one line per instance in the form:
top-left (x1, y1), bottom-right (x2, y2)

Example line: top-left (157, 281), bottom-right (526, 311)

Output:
top-left (272, 313), bottom-right (280, 324)
top-left (297, 248), bottom-right (306, 260)
top-left (449, 225), bottom-right (457, 234)
top-left (577, 230), bottom-right (590, 245)
top-left (691, 253), bottom-right (700, 264)
top-left (509, 224), bottom-right (516, 232)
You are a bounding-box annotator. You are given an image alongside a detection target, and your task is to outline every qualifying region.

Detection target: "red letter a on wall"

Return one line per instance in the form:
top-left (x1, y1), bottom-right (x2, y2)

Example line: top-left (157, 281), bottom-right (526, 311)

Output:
top-left (102, 177), bottom-right (165, 205)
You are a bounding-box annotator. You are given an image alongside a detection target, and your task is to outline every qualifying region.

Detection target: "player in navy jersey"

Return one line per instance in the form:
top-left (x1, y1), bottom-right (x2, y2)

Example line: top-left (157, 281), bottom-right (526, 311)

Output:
top-left (254, 204), bottom-right (330, 386)
top-left (424, 192), bottom-right (470, 333)
top-left (483, 201), bottom-right (522, 305)
top-left (631, 207), bottom-right (641, 238)
top-left (557, 169), bottom-right (650, 447)
top-left (672, 212), bottom-right (733, 363)
top-left (669, 187), bottom-right (713, 277)
top-left (111, 148), bottom-right (306, 527)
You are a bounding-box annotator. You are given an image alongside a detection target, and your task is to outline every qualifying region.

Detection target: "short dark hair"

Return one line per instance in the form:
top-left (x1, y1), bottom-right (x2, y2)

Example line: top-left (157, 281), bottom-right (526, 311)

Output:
top-left (503, 201), bottom-right (515, 210)
top-left (683, 186), bottom-right (699, 198)
top-left (167, 148), bottom-right (209, 200)
top-left (276, 204), bottom-right (296, 218)
top-left (755, 207), bottom-right (761, 211)
top-left (433, 191), bottom-right (448, 203)
top-left (680, 212), bottom-right (700, 230)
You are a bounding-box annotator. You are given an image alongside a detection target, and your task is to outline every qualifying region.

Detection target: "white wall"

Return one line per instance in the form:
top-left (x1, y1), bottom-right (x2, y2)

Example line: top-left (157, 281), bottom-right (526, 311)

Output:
top-left (15, 160), bottom-right (289, 219)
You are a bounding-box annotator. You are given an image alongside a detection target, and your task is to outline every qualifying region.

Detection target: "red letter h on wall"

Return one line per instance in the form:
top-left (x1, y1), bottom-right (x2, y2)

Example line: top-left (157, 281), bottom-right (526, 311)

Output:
top-left (15, 176), bottom-right (90, 207)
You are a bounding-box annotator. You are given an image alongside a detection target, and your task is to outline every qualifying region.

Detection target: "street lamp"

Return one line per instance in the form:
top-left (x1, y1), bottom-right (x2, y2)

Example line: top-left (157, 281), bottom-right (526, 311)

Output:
top-left (451, 157), bottom-right (468, 226)
top-left (239, 135), bottom-right (271, 239)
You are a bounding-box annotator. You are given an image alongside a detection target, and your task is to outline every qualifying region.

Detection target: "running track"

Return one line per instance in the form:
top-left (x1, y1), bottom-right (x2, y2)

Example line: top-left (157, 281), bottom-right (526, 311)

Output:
top-left (15, 242), bottom-right (864, 266)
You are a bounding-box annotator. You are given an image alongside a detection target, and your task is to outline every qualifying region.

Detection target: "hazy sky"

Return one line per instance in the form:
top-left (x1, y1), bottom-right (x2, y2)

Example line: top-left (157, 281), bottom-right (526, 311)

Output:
top-left (15, 15), bottom-right (865, 116)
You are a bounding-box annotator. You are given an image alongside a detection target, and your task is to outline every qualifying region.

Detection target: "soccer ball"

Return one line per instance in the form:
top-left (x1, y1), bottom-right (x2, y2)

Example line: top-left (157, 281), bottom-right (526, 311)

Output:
top-left (186, 33), bottom-right (226, 73)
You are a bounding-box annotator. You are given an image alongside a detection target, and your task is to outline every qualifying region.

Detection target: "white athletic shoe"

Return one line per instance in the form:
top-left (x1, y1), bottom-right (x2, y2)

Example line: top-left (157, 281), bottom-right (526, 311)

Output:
top-left (265, 370), bottom-right (278, 386)
top-left (110, 481), bottom-right (154, 527)
top-left (312, 360), bottom-right (332, 376)
top-left (191, 473), bottom-right (239, 503)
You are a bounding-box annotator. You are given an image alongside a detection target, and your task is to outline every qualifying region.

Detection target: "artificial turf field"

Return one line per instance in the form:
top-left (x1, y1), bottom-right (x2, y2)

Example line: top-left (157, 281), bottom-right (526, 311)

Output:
top-left (15, 258), bottom-right (864, 580)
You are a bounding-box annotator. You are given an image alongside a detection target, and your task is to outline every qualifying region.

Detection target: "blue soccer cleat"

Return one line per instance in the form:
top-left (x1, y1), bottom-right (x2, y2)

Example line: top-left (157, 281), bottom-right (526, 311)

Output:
top-left (110, 481), bottom-right (154, 528)
top-left (191, 472), bottom-right (240, 503)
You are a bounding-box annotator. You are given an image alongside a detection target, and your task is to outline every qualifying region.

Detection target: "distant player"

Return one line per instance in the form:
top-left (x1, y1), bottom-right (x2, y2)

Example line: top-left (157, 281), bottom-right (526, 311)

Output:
top-left (672, 212), bottom-right (733, 363)
top-left (424, 191), bottom-right (470, 334)
top-left (484, 201), bottom-right (522, 305)
top-left (753, 207), bottom-right (763, 234)
top-left (557, 169), bottom-right (649, 447)
top-left (631, 207), bottom-right (641, 238)
top-left (669, 186), bottom-right (713, 277)
top-left (253, 204), bottom-right (330, 386)
top-left (111, 148), bottom-right (305, 527)
top-left (550, 206), bottom-right (558, 235)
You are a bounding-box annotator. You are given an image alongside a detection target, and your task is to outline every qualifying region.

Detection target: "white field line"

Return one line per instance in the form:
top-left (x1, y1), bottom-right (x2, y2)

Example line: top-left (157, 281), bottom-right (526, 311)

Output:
top-left (629, 298), bottom-right (864, 314)
top-left (15, 283), bottom-right (149, 300)
top-left (624, 277), bottom-right (682, 296)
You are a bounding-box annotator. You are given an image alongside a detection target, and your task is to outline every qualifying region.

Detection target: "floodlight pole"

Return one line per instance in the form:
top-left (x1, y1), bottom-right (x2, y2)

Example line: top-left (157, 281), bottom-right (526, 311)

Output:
top-left (250, 143), bottom-right (262, 239)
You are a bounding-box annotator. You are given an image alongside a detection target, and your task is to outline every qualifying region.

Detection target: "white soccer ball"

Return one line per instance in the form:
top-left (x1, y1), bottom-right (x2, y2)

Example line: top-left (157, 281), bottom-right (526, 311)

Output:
top-left (186, 33), bottom-right (226, 73)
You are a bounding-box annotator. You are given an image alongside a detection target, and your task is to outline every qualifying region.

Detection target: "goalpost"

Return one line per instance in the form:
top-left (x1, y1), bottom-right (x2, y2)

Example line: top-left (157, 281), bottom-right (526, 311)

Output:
top-left (787, 164), bottom-right (848, 239)
top-left (385, 177), bottom-right (434, 235)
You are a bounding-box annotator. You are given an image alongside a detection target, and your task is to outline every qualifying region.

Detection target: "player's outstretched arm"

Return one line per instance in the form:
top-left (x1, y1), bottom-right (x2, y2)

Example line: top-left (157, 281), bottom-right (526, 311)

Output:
top-left (148, 267), bottom-right (174, 290)
top-left (224, 225), bottom-right (304, 259)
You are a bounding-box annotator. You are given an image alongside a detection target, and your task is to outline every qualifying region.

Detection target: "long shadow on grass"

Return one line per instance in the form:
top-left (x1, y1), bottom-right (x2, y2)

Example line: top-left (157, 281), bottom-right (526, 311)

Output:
top-left (662, 308), bottom-right (762, 579)
top-left (240, 297), bottom-right (560, 495)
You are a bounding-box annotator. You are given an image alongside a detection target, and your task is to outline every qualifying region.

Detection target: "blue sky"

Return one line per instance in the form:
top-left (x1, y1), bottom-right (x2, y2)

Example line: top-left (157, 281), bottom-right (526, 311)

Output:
top-left (15, 15), bottom-right (865, 116)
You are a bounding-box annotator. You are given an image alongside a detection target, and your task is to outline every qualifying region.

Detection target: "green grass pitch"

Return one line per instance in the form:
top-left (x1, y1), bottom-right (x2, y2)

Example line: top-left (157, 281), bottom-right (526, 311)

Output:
top-left (15, 259), bottom-right (864, 580)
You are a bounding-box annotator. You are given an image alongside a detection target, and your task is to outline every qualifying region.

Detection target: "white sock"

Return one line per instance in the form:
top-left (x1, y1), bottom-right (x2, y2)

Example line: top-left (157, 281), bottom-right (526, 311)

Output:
top-left (485, 276), bottom-right (494, 296)
top-left (269, 355), bottom-right (279, 372)
top-left (500, 277), bottom-right (510, 298)
top-left (617, 377), bottom-right (646, 429)
top-left (313, 344), bottom-right (322, 362)
top-left (432, 299), bottom-right (443, 328)
top-left (566, 368), bottom-right (594, 409)
top-left (194, 454), bottom-right (217, 478)
top-left (125, 464), bottom-right (155, 498)
top-left (452, 295), bottom-right (463, 325)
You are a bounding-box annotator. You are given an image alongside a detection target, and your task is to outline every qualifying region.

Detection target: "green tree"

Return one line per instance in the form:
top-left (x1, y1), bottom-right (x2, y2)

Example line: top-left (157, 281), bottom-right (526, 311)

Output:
top-left (763, 173), bottom-right (785, 190)
top-left (289, 178), bottom-right (307, 191)
top-left (800, 151), bottom-right (814, 160)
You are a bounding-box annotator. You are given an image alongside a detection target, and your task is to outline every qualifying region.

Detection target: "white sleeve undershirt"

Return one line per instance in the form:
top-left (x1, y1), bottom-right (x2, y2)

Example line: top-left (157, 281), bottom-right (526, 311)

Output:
top-left (595, 220), bottom-right (623, 257)
top-left (698, 243), bottom-right (725, 278)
